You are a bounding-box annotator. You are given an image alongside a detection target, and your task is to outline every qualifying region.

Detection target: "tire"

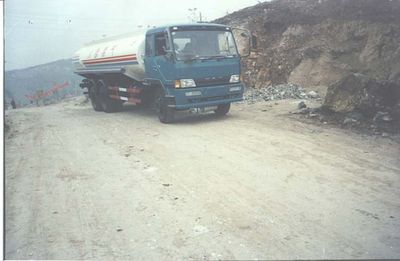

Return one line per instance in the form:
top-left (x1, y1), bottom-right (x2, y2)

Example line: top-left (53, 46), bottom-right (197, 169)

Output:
top-left (88, 84), bottom-right (103, 112)
top-left (214, 103), bottom-right (231, 116)
top-left (98, 80), bottom-right (120, 113)
top-left (139, 88), bottom-right (154, 108)
top-left (112, 101), bottom-right (124, 112)
top-left (154, 88), bottom-right (175, 123)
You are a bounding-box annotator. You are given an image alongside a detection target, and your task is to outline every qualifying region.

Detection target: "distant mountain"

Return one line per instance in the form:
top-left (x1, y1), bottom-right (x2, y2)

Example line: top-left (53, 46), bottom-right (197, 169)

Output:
top-left (4, 59), bottom-right (83, 106)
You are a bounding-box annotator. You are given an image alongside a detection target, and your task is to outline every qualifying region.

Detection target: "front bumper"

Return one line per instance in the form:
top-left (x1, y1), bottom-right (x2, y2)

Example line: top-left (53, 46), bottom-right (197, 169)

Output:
top-left (168, 83), bottom-right (244, 110)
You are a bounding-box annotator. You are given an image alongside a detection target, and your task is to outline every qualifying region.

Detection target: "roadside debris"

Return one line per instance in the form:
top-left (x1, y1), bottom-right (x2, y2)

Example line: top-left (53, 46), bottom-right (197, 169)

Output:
top-left (291, 102), bottom-right (399, 138)
top-left (374, 112), bottom-right (393, 123)
top-left (244, 83), bottom-right (320, 104)
top-left (297, 101), bottom-right (307, 109)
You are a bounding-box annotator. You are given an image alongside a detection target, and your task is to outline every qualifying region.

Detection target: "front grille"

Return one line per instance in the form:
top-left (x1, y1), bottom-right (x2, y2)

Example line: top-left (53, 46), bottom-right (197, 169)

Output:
top-left (188, 93), bottom-right (241, 103)
top-left (194, 76), bottom-right (230, 87)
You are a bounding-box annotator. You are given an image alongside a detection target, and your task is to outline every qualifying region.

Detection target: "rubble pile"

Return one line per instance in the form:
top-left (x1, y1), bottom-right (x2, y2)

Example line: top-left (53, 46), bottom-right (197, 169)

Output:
top-left (244, 83), bottom-right (319, 104)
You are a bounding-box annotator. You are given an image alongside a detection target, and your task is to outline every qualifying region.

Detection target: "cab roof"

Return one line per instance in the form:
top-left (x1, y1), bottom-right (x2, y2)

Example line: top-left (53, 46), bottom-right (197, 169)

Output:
top-left (146, 23), bottom-right (231, 34)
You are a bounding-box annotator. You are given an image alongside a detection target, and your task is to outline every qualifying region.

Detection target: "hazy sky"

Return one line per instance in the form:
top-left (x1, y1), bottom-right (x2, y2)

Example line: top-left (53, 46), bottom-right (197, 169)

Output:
top-left (5, 0), bottom-right (259, 71)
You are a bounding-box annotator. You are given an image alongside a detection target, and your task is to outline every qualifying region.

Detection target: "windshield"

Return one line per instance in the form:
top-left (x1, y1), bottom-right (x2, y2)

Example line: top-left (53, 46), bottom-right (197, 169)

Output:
top-left (171, 30), bottom-right (238, 60)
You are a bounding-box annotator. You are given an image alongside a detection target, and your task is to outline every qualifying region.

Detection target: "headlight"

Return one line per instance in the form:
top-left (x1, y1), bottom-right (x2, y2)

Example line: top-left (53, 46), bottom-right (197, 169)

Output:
top-left (229, 74), bottom-right (240, 83)
top-left (175, 79), bottom-right (196, 88)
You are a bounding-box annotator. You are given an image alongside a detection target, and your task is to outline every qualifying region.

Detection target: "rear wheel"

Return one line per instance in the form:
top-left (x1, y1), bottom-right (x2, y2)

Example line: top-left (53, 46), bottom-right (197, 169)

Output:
top-left (112, 101), bottom-right (124, 112)
top-left (154, 88), bottom-right (175, 123)
top-left (214, 103), bottom-right (230, 116)
top-left (98, 80), bottom-right (121, 113)
top-left (88, 83), bottom-right (103, 112)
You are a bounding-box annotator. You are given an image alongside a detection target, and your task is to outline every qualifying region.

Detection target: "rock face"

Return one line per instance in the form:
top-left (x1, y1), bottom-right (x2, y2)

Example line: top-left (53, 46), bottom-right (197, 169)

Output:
top-left (215, 0), bottom-right (400, 89)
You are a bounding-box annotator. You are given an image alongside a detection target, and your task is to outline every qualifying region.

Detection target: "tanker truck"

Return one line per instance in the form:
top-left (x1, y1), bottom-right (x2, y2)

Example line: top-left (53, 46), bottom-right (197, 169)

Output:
top-left (73, 23), bottom-right (254, 123)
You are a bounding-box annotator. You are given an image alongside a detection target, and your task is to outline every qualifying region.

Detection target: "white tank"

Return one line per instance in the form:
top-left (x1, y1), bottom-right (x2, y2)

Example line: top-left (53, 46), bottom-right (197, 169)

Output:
top-left (73, 32), bottom-right (146, 81)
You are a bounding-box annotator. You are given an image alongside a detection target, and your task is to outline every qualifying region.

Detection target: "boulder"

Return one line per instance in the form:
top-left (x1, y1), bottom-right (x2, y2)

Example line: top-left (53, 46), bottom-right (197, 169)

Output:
top-left (298, 101), bottom-right (307, 109)
top-left (323, 73), bottom-right (400, 116)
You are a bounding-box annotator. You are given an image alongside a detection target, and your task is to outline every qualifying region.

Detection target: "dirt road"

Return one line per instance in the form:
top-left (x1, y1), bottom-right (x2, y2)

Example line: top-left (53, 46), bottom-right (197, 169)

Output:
top-left (5, 98), bottom-right (400, 260)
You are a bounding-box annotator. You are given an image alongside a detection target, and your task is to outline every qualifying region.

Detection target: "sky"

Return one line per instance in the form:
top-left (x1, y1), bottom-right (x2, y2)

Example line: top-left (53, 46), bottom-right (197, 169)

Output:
top-left (5, 0), bottom-right (260, 71)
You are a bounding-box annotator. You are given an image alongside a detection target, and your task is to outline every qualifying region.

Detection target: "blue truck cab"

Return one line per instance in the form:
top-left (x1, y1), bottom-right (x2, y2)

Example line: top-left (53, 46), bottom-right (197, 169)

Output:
top-left (143, 23), bottom-right (248, 122)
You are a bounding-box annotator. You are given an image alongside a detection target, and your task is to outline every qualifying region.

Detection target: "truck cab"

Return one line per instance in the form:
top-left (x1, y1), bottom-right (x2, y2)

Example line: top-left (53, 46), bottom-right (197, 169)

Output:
top-left (142, 24), bottom-right (247, 122)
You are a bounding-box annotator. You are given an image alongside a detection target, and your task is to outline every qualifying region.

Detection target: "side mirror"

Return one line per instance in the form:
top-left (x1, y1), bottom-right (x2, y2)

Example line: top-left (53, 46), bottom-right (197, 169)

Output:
top-left (232, 27), bottom-right (252, 58)
top-left (163, 47), bottom-right (174, 61)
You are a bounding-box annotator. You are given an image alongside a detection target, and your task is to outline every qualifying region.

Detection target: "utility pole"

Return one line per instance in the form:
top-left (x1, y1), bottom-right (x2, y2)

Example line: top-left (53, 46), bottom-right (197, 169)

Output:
top-left (188, 8), bottom-right (197, 22)
top-left (188, 8), bottom-right (203, 23)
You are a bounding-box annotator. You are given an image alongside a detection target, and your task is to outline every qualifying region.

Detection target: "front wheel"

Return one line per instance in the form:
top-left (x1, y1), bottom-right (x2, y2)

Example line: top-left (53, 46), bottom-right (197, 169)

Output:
top-left (214, 103), bottom-right (230, 116)
top-left (154, 88), bottom-right (175, 123)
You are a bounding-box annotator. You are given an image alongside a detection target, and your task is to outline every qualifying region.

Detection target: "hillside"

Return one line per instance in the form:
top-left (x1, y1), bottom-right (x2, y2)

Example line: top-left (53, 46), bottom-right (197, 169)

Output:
top-left (5, 59), bottom-right (83, 106)
top-left (216, 0), bottom-right (400, 88)
top-left (215, 0), bottom-right (400, 131)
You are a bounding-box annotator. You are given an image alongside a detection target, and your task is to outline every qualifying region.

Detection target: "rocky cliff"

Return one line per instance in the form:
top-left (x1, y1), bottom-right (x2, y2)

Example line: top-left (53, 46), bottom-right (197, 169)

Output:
top-left (216, 0), bottom-right (400, 89)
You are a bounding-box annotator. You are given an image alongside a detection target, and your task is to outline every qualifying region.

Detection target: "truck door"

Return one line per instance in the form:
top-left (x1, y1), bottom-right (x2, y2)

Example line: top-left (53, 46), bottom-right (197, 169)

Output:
top-left (144, 32), bottom-right (175, 86)
top-left (144, 34), bottom-right (157, 79)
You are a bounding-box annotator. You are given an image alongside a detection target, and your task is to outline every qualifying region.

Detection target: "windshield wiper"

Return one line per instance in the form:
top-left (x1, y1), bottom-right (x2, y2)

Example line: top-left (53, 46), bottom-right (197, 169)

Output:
top-left (180, 54), bottom-right (236, 62)
top-left (199, 55), bottom-right (235, 61)
top-left (180, 54), bottom-right (198, 63)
